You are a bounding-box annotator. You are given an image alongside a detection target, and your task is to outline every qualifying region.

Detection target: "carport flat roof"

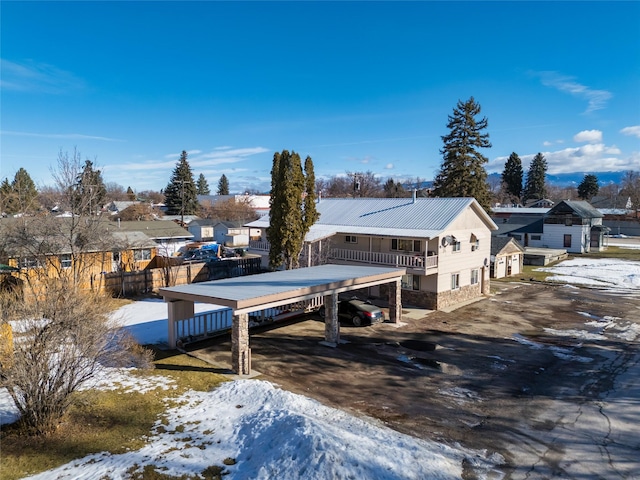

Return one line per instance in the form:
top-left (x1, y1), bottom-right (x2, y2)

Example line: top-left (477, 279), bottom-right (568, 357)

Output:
top-left (159, 264), bottom-right (406, 313)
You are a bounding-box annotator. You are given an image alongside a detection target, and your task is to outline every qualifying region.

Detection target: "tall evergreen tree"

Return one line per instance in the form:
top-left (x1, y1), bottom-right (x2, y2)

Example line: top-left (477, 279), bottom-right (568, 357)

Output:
top-left (577, 174), bottom-right (599, 200)
top-left (267, 150), bottom-right (317, 270)
top-left (217, 174), bottom-right (230, 195)
top-left (73, 160), bottom-right (107, 215)
top-left (197, 173), bottom-right (211, 195)
top-left (501, 152), bottom-right (523, 201)
top-left (303, 156), bottom-right (319, 232)
top-left (0, 178), bottom-right (13, 214)
top-left (523, 153), bottom-right (548, 202)
top-left (432, 97), bottom-right (492, 211)
top-left (164, 150), bottom-right (198, 217)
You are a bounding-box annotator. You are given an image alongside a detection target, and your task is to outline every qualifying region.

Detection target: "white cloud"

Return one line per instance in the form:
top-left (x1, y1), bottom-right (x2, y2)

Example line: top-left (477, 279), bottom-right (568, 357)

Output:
top-left (574, 130), bottom-right (602, 143)
top-left (489, 143), bottom-right (639, 175)
top-left (621, 126), bottom-right (640, 138)
top-left (536, 71), bottom-right (612, 113)
top-left (385, 163), bottom-right (394, 169)
top-left (0, 130), bottom-right (122, 142)
top-left (105, 146), bottom-right (270, 191)
top-left (0, 58), bottom-right (86, 94)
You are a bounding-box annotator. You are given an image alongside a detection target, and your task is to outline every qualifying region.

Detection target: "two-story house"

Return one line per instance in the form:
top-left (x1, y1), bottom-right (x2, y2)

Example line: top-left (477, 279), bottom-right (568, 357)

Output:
top-left (543, 200), bottom-right (609, 253)
top-left (248, 195), bottom-right (498, 310)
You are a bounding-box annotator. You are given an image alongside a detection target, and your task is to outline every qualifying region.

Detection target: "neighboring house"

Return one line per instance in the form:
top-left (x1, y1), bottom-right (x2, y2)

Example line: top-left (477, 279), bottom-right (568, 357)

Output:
top-left (490, 237), bottom-right (524, 279)
top-left (525, 199), bottom-right (555, 208)
top-left (492, 215), bottom-right (545, 248)
top-left (105, 200), bottom-right (141, 215)
top-left (543, 200), bottom-right (609, 253)
top-left (247, 196), bottom-right (498, 310)
top-left (188, 219), bottom-right (216, 242)
top-left (0, 217), bottom-right (158, 292)
top-left (105, 219), bottom-right (194, 257)
top-left (214, 221), bottom-right (250, 247)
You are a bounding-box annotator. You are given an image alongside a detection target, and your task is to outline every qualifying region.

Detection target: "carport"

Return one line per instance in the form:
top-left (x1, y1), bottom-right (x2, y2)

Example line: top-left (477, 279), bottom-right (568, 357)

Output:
top-left (159, 264), bottom-right (406, 375)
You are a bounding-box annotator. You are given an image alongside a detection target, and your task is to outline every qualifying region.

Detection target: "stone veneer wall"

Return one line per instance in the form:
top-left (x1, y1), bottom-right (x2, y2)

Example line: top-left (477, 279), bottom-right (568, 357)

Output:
top-left (436, 283), bottom-right (481, 310)
top-left (378, 285), bottom-right (438, 310)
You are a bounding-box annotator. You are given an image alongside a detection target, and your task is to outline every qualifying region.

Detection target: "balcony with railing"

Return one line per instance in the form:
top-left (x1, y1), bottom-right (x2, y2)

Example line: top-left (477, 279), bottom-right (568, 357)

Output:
top-left (329, 248), bottom-right (437, 272)
top-left (249, 240), bottom-right (438, 273)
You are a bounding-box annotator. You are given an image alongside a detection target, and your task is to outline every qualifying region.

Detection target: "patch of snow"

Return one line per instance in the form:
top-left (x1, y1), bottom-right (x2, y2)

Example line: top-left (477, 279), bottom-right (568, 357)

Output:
top-left (78, 367), bottom-right (176, 394)
top-left (24, 380), bottom-right (502, 480)
top-left (536, 258), bottom-right (640, 294)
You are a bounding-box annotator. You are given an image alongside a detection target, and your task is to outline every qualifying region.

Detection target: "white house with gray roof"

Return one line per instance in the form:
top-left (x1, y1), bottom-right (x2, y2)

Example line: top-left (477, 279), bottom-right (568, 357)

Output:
top-left (247, 195), bottom-right (498, 310)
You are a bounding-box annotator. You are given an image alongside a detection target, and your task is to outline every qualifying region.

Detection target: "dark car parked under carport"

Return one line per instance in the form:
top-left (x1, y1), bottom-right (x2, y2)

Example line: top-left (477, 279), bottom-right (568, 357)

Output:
top-left (318, 298), bottom-right (385, 326)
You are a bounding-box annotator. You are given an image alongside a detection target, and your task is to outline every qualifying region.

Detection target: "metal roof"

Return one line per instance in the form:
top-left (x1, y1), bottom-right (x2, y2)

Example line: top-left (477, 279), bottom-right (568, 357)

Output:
top-left (159, 264), bottom-right (406, 314)
top-left (247, 197), bottom-right (497, 241)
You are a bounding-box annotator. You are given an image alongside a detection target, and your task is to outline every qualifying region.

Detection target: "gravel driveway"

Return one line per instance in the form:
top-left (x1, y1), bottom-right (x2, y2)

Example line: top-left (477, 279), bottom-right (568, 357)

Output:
top-left (188, 280), bottom-right (640, 479)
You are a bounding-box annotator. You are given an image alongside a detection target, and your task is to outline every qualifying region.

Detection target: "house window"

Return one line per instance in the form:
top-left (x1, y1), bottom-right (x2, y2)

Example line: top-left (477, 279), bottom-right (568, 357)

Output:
top-left (134, 249), bottom-right (152, 261)
top-left (531, 235), bottom-right (541, 241)
top-left (563, 234), bottom-right (572, 248)
top-left (471, 269), bottom-right (479, 285)
top-left (452, 241), bottom-right (461, 252)
top-left (451, 273), bottom-right (460, 290)
top-left (391, 239), bottom-right (421, 252)
top-left (60, 254), bottom-right (72, 269)
top-left (19, 257), bottom-right (41, 269)
top-left (401, 274), bottom-right (420, 291)
top-left (345, 235), bottom-right (358, 244)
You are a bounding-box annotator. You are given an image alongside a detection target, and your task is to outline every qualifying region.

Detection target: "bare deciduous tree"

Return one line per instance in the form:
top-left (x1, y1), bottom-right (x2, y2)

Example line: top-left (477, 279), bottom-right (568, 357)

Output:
top-left (199, 197), bottom-right (259, 223)
top-left (0, 280), bottom-right (153, 435)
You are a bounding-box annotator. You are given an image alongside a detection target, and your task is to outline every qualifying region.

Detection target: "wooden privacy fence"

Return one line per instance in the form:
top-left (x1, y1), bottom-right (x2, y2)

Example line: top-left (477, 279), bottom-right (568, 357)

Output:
top-left (103, 257), bottom-right (263, 297)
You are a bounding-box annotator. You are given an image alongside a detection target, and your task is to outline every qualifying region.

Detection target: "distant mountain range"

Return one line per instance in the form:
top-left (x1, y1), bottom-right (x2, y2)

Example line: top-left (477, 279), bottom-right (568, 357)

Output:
top-left (406, 172), bottom-right (627, 191)
top-left (487, 171), bottom-right (627, 187)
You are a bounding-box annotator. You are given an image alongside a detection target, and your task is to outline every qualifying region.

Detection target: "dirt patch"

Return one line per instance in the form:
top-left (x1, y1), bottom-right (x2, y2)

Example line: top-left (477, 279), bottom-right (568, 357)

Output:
top-left (188, 280), bottom-right (640, 478)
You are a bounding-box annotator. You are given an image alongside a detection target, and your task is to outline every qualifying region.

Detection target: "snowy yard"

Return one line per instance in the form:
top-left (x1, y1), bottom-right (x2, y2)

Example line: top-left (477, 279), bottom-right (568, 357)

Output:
top-left (2, 256), bottom-right (639, 479)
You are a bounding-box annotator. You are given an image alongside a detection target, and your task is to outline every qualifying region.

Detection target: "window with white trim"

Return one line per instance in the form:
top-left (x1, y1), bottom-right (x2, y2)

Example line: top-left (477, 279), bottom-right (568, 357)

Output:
top-left (345, 235), bottom-right (358, 244)
top-left (452, 241), bottom-right (461, 252)
top-left (19, 257), bottom-right (42, 269)
top-left (60, 253), bottom-right (72, 269)
top-left (451, 273), bottom-right (460, 290)
top-left (470, 269), bottom-right (479, 285)
top-left (134, 249), bottom-right (152, 261)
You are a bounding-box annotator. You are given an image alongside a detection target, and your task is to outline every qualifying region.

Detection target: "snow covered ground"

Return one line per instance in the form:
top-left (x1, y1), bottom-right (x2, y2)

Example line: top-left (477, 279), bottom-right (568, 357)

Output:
top-left (2, 257), bottom-right (639, 479)
top-left (535, 257), bottom-right (640, 294)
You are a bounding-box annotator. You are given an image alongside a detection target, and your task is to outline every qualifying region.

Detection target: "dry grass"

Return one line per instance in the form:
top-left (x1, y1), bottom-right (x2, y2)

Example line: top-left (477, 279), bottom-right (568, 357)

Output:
top-left (0, 349), bottom-right (228, 480)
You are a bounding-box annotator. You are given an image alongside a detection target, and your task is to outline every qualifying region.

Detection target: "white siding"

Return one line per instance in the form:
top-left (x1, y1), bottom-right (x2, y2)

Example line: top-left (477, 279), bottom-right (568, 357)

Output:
top-left (544, 224), bottom-right (590, 253)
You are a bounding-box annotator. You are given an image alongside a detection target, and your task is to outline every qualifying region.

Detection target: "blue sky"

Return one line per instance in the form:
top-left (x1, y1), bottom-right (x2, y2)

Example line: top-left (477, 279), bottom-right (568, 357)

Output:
top-left (1, 1), bottom-right (639, 194)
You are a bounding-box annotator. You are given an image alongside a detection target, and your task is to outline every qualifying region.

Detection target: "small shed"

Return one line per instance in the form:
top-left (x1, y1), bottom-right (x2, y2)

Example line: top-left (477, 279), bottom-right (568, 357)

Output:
top-left (491, 237), bottom-right (524, 278)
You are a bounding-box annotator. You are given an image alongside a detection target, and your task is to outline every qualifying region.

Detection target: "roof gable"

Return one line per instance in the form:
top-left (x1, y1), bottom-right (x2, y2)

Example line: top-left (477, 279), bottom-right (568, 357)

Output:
top-left (547, 200), bottom-right (603, 219)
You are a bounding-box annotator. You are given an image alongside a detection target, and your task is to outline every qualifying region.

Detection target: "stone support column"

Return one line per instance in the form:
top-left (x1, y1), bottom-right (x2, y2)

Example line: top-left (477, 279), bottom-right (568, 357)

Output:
top-left (388, 279), bottom-right (402, 324)
top-left (482, 266), bottom-right (491, 295)
top-left (231, 313), bottom-right (250, 375)
top-left (166, 299), bottom-right (194, 349)
top-left (324, 293), bottom-right (339, 345)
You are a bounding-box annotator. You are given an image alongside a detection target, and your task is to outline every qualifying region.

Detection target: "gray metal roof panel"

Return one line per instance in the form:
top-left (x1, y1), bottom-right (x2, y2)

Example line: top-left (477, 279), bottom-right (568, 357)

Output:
top-left (159, 264), bottom-right (406, 311)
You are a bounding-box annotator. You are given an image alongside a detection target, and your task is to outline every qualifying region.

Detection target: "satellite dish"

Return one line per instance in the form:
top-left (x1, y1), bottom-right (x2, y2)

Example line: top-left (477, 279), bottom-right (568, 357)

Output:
top-left (441, 237), bottom-right (449, 247)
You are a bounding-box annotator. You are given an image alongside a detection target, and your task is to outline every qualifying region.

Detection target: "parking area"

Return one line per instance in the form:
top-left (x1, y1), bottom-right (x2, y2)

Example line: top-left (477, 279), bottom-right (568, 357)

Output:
top-left (187, 280), bottom-right (640, 478)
